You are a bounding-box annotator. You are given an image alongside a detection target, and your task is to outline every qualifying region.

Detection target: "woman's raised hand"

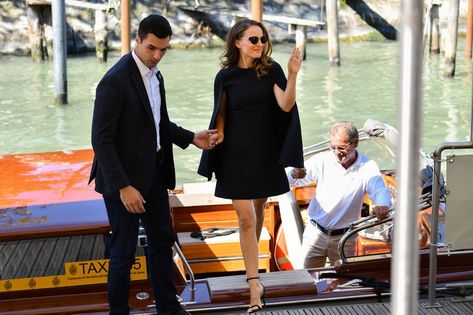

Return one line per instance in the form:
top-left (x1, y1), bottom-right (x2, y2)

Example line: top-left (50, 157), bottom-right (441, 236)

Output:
top-left (288, 47), bottom-right (304, 75)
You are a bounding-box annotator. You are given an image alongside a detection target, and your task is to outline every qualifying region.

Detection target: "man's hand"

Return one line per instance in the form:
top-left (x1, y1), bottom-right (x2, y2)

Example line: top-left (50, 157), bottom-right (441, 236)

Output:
top-left (193, 129), bottom-right (218, 150)
top-left (291, 167), bottom-right (307, 179)
top-left (120, 185), bottom-right (146, 214)
top-left (372, 205), bottom-right (390, 220)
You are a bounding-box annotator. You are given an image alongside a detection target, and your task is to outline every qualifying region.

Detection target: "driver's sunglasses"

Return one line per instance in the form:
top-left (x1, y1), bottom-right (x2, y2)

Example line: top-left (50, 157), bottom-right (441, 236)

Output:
top-left (330, 142), bottom-right (352, 153)
top-left (248, 36), bottom-right (268, 45)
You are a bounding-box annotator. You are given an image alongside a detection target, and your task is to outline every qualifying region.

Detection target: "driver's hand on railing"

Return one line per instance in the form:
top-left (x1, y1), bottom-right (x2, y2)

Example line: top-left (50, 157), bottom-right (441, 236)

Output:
top-left (290, 167), bottom-right (307, 179)
top-left (372, 205), bottom-right (390, 220)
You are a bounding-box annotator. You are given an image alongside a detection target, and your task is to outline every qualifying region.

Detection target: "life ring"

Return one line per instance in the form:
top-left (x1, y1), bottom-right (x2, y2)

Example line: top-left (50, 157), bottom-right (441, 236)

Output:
top-left (274, 225), bottom-right (294, 271)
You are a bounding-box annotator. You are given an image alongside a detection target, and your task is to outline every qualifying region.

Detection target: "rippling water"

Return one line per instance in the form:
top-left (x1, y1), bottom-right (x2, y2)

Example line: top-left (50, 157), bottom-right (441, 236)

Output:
top-left (1, 41), bottom-right (472, 185)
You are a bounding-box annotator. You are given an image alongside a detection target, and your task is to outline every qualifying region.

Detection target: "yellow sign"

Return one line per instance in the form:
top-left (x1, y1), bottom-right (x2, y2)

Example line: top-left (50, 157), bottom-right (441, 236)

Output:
top-left (1, 275), bottom-right (67, 292)
top-left (65, 256), bottom-right (147, 285)
top-left (0, 256), bottom-right (147, 292)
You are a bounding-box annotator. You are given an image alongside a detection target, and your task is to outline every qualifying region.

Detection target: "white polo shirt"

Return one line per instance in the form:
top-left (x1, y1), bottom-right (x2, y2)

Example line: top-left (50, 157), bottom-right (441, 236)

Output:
top-left (287, 151), bottom-right (392, 229)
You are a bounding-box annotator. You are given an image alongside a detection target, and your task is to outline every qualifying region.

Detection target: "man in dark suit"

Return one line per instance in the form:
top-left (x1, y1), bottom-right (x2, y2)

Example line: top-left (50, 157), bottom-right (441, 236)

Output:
top-left (90, 14), bottom-right (215, 315)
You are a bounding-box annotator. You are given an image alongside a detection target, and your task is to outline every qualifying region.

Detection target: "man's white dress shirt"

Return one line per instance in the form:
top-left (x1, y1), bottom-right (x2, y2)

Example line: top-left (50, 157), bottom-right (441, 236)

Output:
top-left (288, 151), bottom-right (392, 229)
top-left (132, 50), bottom-right (161, 151)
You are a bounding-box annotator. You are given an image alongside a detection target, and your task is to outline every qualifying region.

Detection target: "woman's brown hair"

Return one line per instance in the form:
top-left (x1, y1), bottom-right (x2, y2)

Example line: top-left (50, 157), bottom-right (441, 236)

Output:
top-left (220, 19), bottom-right (273, 78)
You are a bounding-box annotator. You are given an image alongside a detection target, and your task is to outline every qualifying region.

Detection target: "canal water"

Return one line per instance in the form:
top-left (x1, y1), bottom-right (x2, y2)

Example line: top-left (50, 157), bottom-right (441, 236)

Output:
top-left (1, 41), bottom-right (472, 185)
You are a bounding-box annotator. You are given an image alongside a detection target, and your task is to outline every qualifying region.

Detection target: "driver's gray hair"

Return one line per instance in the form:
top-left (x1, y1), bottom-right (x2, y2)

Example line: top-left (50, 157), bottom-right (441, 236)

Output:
top-left (329, 121), bottom-right (359, 142)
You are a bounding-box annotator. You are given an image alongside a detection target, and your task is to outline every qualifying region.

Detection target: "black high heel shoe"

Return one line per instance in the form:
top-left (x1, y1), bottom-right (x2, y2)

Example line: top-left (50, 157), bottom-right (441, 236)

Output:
top-left (246, 276), bottom-right (266, 313)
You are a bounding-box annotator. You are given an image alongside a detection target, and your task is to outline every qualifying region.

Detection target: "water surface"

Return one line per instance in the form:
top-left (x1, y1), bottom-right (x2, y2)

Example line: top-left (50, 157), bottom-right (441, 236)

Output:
top-left (1, 41), bottom-right (471, 185)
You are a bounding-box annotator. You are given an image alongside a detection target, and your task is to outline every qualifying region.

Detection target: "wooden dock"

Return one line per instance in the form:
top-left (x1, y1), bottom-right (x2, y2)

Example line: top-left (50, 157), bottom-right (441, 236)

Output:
top-left (189, 297), bottom-right (473, 314)
top-left (178, 5), bottom-right (325, 60)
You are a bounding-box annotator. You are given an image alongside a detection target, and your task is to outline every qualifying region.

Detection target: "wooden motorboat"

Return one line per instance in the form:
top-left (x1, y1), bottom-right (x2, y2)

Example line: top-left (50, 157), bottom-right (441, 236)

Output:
top-left (1, 121), bottom-right (473, 314)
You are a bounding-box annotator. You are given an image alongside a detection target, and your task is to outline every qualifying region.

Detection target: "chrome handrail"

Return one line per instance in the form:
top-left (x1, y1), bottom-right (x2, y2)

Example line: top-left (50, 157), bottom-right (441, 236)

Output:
top-left (338, 214), bottom-right (393, 263)
top-left (173, 242), bottom-right (196, 302)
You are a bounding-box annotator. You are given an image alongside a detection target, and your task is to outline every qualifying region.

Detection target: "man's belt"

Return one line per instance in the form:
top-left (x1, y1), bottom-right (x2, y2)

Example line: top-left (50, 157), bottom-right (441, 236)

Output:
top-left (311, 219), bottom-right (349, 236)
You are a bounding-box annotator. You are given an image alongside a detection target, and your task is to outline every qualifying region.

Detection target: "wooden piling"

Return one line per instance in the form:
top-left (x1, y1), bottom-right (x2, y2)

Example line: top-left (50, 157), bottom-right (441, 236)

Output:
top-left (26, 5), bottom-right (44, 61)
top-left (52, 0), bottom-right (67, 104)
top-left (326, 0), bottom-right (340, 65)
top-left (162, 0), bottom-right (168, 17)
top-left (94, 10), bottom-right (108, 62)
top-left (466, 0), bottom-right (473, 58)
top-left (26, 3), bottom-right (52, 62)
top-left (429, 4), bottom-right (440, 54)
top-left (121, 0), bottom-right (131, 55)
top-left (295, 25), bottom-right (307, 60)
top-left (444, 0), bottom-right (460, 77)
top-left (251, 0), bottom-right (263, 22)
top-left (44, 14), bottom-right (53, 59)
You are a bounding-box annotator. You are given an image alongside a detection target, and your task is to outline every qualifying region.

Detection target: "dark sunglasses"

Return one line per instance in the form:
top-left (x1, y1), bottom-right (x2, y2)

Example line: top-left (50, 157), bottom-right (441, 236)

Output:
top-left (330, 142), bottom-right (352, 152)
top-left (248, 36), bottom-right (268, 45)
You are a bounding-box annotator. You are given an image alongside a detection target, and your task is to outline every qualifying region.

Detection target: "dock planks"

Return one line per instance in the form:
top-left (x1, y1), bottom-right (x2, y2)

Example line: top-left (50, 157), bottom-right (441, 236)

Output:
top-left (193, 297), bottom-right (473, 314)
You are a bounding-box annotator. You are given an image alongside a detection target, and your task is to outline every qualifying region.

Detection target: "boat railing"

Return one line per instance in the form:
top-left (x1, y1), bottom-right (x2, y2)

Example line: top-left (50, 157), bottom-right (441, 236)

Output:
top-left (172, 242), bottom-right (196, 303)
top-left (137, 226), bottom-right (196, 301)
top-left (338, 213), bottom-right (394, 263)
top-left (337, 193), bottom-right (449, 265)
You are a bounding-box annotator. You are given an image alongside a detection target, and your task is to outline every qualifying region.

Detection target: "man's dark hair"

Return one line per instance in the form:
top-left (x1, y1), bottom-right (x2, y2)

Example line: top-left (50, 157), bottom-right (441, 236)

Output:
top-left (138, 14), bottom-right (172, 40)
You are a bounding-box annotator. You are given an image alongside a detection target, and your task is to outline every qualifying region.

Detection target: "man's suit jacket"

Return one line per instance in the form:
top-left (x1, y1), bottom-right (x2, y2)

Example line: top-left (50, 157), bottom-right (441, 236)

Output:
top-left (89, 53), bottom-right (194, 196)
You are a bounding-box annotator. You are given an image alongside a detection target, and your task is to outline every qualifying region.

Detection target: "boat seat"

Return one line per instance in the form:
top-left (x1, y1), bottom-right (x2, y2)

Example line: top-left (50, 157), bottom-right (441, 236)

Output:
top-left (177, 227), bottom-right (271, 275)
top-left (181, 181), bottom-right (216, 194)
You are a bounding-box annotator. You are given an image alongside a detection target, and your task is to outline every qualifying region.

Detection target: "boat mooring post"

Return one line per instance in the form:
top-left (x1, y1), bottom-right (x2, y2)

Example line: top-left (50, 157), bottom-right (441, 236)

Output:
top-left (391, 0), bottom-right (423, 313)
top-left (120, 0), bottom-right (131, 55)
top-left (326, 0), bottom-right (340, 65)
top-left (52, 0), bottom-right (67, 105)
top-left (251, 0), bottom-right (263, 22)
top-left (295, 25), bottom-right (307, 61)
top-left (466, 0), bottom-right (473, 58)
top-left (94, 9), bottom-right (108, 63)
top-left (444, 0), bottom-right (460, 77)
top-left (426, 4), bottom-right (440, 54)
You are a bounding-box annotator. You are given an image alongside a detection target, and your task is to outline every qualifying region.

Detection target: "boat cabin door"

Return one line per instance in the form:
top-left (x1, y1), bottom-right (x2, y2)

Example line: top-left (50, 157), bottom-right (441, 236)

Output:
top-left (445, 154), bottom-right (473, 250)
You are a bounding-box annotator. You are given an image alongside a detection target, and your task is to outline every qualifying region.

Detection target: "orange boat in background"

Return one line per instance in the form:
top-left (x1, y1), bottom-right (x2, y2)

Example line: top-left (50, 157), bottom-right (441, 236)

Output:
top-left (0, 149), bottom-right (99, 208)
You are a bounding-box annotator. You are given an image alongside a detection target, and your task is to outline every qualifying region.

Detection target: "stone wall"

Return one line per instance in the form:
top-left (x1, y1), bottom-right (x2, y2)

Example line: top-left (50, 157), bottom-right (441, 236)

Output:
top-left (0, 0), bottom-right (469, 56)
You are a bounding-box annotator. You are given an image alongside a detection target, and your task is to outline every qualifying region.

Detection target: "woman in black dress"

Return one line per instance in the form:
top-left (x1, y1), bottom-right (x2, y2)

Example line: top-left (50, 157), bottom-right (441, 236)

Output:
top-left (198, 19), bottom-right (304, 313)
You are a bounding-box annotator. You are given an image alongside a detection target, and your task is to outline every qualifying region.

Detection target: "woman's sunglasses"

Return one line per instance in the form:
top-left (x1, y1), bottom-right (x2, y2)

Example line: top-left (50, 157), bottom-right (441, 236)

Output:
top-left (248, 36), bottom-right (268, 45)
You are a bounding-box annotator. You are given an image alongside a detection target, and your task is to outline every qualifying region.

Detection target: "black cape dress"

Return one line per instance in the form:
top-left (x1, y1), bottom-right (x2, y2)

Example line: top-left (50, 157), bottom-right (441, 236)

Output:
top-left (198, 62), bottom-right (304, 199)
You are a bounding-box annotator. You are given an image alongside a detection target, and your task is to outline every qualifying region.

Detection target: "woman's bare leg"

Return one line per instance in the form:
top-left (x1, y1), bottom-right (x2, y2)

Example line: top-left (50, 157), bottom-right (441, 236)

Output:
top-left (233, 199), bottom-right (264, 312)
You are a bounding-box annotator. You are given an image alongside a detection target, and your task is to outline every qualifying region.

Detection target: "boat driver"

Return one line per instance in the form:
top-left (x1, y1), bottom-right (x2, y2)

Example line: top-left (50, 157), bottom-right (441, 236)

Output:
top-left (286, 121), bottom-right (392, 268)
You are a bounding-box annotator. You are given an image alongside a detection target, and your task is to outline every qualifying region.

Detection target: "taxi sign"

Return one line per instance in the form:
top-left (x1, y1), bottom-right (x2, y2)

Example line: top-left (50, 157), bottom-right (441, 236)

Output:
top-left (0, 256), bottom-right (147, 292)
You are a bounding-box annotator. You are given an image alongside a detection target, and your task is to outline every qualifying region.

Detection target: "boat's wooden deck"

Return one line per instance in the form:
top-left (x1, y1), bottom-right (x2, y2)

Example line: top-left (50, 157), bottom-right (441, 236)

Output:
top-left (177, 227), bottom-right (272, 275)
top-left (0, 234), bottom-right (145, 279)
